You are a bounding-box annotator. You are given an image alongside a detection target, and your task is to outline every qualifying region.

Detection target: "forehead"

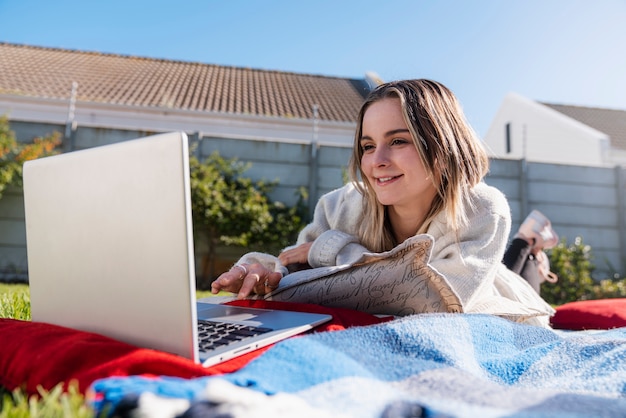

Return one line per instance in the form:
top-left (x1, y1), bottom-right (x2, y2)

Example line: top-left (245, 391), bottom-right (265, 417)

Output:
top-left (362, 98), bottom-right (406, 130)
top-left (365, 97), bottom-right (401, 114)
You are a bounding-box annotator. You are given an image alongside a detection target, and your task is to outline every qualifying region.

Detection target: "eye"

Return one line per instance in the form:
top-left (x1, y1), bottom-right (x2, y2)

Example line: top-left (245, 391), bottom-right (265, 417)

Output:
top-left (391, 138), bottom-right (410, 146)
top-left (360, 142), bottom-right (375, 152)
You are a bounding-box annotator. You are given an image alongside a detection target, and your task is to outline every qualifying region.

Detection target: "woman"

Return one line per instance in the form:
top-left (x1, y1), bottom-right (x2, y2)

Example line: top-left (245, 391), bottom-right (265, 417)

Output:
top-left (212, 79), bottom-right (554, 326)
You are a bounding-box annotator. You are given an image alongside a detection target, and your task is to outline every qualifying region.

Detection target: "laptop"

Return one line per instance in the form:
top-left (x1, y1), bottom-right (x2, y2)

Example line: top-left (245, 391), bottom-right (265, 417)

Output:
top-left (23, 131), bottom-right (331, 367)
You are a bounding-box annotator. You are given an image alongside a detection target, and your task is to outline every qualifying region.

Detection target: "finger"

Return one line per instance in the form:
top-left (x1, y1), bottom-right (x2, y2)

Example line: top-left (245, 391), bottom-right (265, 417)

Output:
top-left (211, 275), bottom-right (239, 294)
top-left (279, 243), bottom-right (311, 265)
top-left (211, 265), bottom-right (247, 294)
top-left (277, 249), bottom-right (290, 265)
top-left (263, 272), bottom-right (282, 292)
top-left (237, 263), bottom-right (269, 298)
top-left (278, 251), bottom-right (294, 265)
top-left (286, 246), bottom-right (307, 264)
top-left (244, 269), bottom-right (281, 298)
top-left (211, 273), bottom-right (228, 293)
top-left (237, 273), bottom-right (261, 299)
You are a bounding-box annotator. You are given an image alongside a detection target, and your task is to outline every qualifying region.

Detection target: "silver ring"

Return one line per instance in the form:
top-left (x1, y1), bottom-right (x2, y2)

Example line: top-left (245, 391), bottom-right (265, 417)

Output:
top-left (233, 264), bottom-right (248, 279)
top-left (264, 280), bottom-right (278, 289)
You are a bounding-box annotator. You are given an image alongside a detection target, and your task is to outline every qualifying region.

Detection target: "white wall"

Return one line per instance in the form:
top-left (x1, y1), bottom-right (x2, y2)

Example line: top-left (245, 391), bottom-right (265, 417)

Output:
top-left (607, 148), bottom-right (626, 166)
top-left (0, 94), bottom-right (356, 147)
top-left (484, 93), bottom-right (611, 167)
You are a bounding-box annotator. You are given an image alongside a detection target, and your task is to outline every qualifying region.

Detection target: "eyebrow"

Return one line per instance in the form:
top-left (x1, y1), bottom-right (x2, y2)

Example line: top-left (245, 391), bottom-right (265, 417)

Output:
top-left (360, 128), bottom-right (411, 141)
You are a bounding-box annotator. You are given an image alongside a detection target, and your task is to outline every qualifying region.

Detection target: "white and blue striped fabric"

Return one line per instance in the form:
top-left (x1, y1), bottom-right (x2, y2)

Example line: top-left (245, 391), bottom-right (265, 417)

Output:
top-left (92, 313), bottom-right (626, 418)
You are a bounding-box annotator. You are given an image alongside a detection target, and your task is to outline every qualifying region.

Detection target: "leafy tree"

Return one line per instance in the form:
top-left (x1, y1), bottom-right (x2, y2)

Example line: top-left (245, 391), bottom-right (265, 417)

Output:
top-left (190, 151), bottom-right (307, 286)
top-left (0, 115), bottom-right (61, 199)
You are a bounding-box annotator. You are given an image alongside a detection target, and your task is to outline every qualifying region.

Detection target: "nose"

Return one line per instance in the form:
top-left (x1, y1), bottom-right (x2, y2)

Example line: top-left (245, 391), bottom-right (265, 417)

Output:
top-left (372, 146), bottom-right (390, 167)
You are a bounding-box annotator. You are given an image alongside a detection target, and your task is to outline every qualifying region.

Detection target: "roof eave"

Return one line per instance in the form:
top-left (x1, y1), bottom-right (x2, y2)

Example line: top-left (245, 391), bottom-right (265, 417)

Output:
top-left (0, 94), bottom-right (356, 146)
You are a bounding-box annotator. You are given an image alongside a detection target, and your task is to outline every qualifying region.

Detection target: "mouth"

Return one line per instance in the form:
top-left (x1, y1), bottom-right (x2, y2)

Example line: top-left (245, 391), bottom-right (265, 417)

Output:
top-left (374, 175), bottom-right (401, 185)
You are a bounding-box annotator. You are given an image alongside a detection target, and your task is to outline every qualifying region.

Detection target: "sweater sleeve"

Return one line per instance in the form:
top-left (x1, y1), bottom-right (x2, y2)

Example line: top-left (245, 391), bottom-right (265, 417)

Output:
top-left (307, 230), bottom-right (369, 267)
top-left (235, 183), bottom-right (367, 273)
top-left (294, 183), bottom-right (363, 245)
top-left (291, 183), bottom-right (369, 267)
top-left (426, 184), bottom-right (512, 309)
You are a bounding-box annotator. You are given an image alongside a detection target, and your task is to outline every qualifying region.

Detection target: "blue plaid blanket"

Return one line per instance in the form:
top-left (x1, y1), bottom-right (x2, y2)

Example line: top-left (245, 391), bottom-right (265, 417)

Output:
top-left (92, 313), bottom-right (626, 417)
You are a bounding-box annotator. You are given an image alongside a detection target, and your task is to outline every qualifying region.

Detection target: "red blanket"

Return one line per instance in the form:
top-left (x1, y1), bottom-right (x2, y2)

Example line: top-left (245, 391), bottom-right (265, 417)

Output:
top-left (0, 300), bottom-right (390, 395)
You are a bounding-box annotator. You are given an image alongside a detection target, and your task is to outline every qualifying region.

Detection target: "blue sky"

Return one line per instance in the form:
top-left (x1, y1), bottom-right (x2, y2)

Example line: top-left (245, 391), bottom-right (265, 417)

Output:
top-left (1, 0), bottom-right (625, 137)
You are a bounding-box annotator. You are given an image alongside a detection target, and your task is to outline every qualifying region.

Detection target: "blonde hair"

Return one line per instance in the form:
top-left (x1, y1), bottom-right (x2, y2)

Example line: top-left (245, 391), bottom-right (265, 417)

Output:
top-left (349, 79), bottom-right (489, 252)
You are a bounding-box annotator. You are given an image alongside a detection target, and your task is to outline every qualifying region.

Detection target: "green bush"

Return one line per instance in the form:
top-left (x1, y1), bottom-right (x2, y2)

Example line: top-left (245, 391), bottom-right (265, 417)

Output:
top-left (589, 278), bottom-right (626, 300)
top-left (0, 115), bottom-right (61, 200)
top-left (541, 236), bottom-right (626, 305)
top-left (190, 151), bottom-right (307, 285)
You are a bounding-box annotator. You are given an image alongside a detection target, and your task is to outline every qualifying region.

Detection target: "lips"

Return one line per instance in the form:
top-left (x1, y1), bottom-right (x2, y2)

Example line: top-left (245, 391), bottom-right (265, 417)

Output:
top-left (375, 175), bottom-right (401, 185)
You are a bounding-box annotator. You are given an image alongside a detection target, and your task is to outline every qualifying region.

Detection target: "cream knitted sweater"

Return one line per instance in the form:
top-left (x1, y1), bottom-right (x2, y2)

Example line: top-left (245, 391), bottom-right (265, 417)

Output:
top-left (238, 182), bottom-right (555, 325)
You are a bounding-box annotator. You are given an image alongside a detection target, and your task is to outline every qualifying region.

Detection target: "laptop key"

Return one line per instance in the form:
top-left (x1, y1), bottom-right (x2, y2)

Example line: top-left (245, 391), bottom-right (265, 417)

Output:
top-left (197, 320), bottom-right (274, 351)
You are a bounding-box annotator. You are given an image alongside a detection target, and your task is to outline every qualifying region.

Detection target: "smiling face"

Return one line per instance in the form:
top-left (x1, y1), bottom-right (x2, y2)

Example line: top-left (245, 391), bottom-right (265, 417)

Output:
top-left (359, 97), bottom-right (437, 215)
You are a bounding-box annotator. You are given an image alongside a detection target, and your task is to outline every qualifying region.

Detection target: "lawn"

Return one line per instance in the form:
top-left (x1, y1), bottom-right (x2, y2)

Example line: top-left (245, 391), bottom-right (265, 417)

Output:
top-left (0, 283), bottom-right (30, 321)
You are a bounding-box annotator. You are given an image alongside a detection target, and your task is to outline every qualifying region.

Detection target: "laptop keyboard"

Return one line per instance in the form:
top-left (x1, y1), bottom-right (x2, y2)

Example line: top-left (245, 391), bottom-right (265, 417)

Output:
top-left (197, 319), bottom-right (272, 351)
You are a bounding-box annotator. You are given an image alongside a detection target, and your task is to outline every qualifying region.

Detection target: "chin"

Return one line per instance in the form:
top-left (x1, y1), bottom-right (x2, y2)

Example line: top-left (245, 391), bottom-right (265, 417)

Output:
top-left (375, 196), bottom-right (396, 206)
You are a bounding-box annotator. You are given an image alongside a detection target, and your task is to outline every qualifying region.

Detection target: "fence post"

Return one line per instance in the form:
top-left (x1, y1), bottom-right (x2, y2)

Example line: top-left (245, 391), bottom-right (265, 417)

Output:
top-left (63, 81), bottom-right (78, 153)
top-left (616, 165), bottom-right (626, 275)
top-left (307, 141), bottom-right (319, 220)
top-left (519, 158), bottom-right (529, 221)
top-left (190, 131), bottom-right (202, 159)
top-left (307, 105), bottom-right (320, 218)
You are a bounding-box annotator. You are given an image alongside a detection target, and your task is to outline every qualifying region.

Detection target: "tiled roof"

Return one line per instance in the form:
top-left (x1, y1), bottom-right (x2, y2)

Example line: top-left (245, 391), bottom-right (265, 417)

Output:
top-left (543, 103), bottom-right (626, 151)
top-left (0, 42), bottom-right (372, 123)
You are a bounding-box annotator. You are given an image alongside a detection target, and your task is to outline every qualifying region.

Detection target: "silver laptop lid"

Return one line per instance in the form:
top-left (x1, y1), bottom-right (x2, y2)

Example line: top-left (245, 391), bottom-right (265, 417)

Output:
top-left (24, 132), bottom-right (199, 361)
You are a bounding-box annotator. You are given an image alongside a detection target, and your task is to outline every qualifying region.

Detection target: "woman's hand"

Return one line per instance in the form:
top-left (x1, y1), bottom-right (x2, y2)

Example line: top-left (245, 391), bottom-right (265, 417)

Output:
top-left (278, 242), bottom-right (312, 265)
top-left (279, 242), bottom-right (313, 272)
top-left (211, 263), bottom-right (283, 299)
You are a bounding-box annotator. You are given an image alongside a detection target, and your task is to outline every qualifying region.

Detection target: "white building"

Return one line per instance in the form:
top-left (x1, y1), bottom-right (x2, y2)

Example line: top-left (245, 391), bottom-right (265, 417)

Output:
top-left (484, 93), bottom-right (626, 167)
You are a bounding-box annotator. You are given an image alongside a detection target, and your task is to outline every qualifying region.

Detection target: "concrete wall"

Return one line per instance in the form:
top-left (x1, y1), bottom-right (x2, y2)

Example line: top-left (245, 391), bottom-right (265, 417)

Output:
top-left (487, 159), bottom-right (626, 275)
top-left (1, 123), bottom-right (624, 282)
top-left (194, 134), bottom-right (351, 208)
top-left (0, 187), bottom-right (27, 281)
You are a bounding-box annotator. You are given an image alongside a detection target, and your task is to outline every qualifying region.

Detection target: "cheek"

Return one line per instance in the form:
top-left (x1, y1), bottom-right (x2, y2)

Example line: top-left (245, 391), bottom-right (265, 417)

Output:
top-left (402, 153), bottom-right (429, 178)
top-left (360, 155), bottom-right (373, 175)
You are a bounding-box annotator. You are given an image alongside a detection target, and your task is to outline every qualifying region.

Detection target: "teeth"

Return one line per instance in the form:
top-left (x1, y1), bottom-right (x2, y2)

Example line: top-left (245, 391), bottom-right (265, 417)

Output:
top-left (378, 177), bottom-right (394, 183)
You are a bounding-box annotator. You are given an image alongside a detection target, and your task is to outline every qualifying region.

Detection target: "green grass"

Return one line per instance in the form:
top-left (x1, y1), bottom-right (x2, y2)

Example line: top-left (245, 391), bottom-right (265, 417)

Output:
top-left (0, 383), bottom-right (93, 418)
top-left (0, 284), bottom-right (227, 417)
top-left (0, 284), bottom-right (31, 321)
top-left (0, 284), bottom-right (226, 322)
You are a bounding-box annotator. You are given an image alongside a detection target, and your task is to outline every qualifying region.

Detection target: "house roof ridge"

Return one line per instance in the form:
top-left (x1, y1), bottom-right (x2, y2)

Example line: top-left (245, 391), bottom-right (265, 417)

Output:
top-left (0, 41), bottom-right (364, 83)
top-left (540, 100), bottom-right (626, 114)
